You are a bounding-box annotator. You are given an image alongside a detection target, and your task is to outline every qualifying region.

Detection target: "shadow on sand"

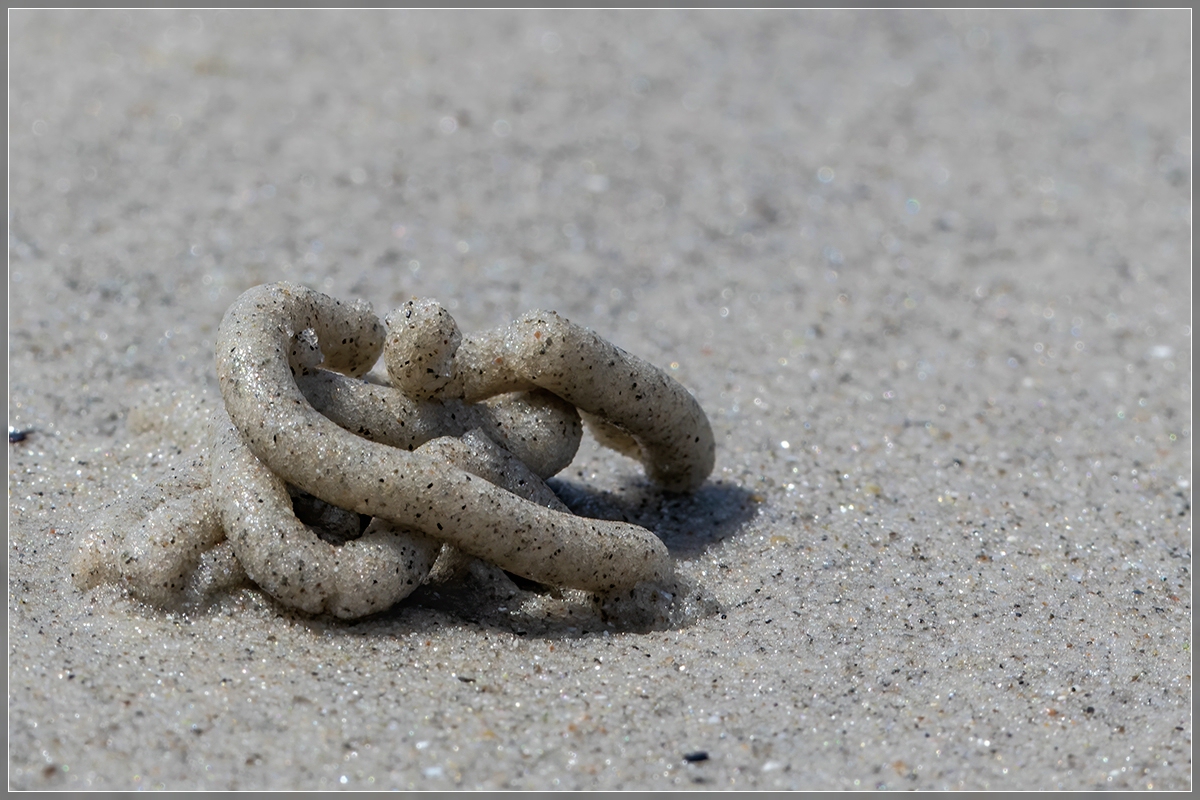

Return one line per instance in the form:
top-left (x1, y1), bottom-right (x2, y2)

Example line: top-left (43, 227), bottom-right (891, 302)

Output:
top-left (545, 477), bottom-right (759, 560)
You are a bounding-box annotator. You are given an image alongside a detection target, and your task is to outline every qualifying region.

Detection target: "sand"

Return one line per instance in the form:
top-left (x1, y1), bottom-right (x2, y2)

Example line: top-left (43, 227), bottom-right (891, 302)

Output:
top-left (8, 9), bottom-right (1191, 790)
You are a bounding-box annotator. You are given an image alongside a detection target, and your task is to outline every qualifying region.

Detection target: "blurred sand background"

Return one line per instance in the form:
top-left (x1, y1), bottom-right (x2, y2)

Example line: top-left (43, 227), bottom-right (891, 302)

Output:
top-left (8, 10), bottom-right (1191, 790)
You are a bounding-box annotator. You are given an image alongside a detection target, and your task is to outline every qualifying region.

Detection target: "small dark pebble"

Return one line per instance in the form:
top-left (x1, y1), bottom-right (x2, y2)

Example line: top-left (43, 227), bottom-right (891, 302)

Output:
top-left (9, 428), bottom-right (33, 444)
top-left (683, 751), bottom-right (709, 763)
top-left (457, 675), bottom-right (475, 683)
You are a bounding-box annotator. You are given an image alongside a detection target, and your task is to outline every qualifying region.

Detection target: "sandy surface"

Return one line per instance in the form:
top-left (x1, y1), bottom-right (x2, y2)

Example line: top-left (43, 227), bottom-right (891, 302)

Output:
top-left (8, 9), bottom-right (1191, 790)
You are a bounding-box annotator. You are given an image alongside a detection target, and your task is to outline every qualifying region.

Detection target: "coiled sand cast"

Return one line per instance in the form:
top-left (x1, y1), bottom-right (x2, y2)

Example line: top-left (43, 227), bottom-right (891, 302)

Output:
top-left (72, 282), bottom-right (715, 619)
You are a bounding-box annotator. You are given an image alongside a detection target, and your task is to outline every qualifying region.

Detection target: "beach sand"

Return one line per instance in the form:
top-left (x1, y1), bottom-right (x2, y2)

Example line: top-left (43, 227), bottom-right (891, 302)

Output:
top-left (8, 10), bottom-right (1191, 789)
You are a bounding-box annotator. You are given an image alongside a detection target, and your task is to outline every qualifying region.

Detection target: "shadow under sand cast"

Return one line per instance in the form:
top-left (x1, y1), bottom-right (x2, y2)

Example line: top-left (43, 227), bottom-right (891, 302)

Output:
top-left (545, 477), bottom-right (760, 559)
top-left (372, 559), bottom-right (714, 639)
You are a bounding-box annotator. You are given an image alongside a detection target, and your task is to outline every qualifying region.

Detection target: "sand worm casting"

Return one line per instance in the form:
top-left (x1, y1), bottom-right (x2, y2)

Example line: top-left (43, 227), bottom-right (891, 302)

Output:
top-left (73, 282), bottom-right (715, 619)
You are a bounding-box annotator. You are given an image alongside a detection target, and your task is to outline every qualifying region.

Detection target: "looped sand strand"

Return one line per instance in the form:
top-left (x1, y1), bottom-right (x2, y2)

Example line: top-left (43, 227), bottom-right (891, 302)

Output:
top-left (76, 282), bottom-right (714, 619)
top-left (453, 310), bottom-right (716, 492)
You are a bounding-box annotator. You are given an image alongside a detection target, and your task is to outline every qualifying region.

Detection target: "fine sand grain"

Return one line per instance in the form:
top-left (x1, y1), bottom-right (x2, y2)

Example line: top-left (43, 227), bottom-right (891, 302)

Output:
top-left (8, 10), bottom-right (1191, 790)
